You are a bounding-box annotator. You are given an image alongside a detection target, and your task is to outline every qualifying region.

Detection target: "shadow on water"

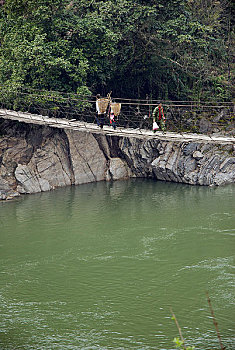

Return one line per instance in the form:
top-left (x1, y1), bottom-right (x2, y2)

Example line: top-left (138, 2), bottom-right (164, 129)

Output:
top-left (0, 179), bottom-right (235, 349)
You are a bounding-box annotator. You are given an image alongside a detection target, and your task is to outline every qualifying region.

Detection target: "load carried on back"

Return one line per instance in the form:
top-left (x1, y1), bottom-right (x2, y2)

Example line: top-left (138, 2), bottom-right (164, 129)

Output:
top-left (96, 98), bottom-right (110, 114)
top-left (109, 102), bottom-right (121, 130)
top-left (95, 93), bottom-right (121, 130)
top-left (95, 93), bottom-right (111, 129)
top-left (110, 102), bottom-right (121, 117)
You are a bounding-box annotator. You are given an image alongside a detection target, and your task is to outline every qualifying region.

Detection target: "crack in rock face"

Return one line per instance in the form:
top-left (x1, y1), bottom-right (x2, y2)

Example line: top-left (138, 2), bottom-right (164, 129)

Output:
top-left (0, 120), bottom-right (235, 199)
top-left (65, 130), bottom-right (108, 184)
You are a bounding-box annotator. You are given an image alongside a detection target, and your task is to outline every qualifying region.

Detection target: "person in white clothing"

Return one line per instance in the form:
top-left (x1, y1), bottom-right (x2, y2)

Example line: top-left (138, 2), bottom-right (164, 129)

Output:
top-left (96, 94), bottom-right (104, 129)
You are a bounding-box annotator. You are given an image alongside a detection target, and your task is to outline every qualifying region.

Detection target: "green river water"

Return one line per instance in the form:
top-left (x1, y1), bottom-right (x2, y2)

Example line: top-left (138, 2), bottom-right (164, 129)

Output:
top-left (0, 179), bottom-right (234, 350)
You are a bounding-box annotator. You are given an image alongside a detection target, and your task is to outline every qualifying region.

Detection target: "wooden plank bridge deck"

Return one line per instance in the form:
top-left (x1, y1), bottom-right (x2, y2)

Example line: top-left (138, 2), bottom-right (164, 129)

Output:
top-left (1, 108), bottom-right (235, 145)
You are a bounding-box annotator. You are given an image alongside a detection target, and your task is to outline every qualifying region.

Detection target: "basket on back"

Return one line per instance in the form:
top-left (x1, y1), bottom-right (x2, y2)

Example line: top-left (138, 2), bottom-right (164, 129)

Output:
top-left (97, 98), bottom-right (109, 114)
top-left (110, 103), bottom-right (121, 117)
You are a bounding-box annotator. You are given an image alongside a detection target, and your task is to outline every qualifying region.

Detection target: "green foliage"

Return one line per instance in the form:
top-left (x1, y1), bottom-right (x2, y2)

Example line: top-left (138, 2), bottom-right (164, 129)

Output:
top-left (0, 0), bottom-right (89, 92)
top-left (173, 337), bottom-right (195, 350)
top-left (0, 0), bottom-right (234, 101)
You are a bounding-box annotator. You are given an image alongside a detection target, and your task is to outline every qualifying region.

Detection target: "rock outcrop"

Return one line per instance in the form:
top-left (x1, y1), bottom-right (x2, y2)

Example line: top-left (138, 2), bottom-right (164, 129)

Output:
top-left (0, 119), bottom-right (234, 200)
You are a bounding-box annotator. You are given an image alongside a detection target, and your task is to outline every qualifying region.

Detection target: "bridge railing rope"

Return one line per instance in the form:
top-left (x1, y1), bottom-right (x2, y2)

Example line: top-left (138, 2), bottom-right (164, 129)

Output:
top-left (0, 86), bottom-right (234, 135)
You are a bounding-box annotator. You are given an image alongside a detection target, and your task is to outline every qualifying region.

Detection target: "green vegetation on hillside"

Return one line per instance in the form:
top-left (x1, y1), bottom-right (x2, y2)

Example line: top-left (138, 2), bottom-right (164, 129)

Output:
top-left (0, 0), bottom-right (234, 101)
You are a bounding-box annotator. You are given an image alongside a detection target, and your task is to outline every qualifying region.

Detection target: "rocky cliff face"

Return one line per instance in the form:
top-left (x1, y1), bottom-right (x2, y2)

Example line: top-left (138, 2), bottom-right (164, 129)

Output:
top-left (0, 119), bottom-right (234, 199)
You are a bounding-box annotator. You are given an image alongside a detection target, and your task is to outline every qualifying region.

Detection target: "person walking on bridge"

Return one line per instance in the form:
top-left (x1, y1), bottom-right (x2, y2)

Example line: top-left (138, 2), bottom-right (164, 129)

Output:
top-left (152, 103), bottom-right (166, 132)
top-left (95, 94), bottom-right (105, 129)
top-left (109, 101), bottom-right (121, 130)
top-left (109, 110), bottom-right (116, 130)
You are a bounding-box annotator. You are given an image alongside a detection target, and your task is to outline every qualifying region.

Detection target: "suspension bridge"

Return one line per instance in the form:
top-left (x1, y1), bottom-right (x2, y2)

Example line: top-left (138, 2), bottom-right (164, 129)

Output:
top-left (0, 88), bottom-right (234, 144)
top-left (1, 108), bottom-right (235, 145)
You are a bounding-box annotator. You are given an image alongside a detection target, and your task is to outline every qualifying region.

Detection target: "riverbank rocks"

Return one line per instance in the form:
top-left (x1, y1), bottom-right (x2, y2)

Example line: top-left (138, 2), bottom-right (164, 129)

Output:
top-left (107, 157), bottom-right (132, 181)
top-left (0, 119), bottom-right (234, 199)
top-left (192, 150), bottom-right (204, 160)
top-left (0, 177), bottom-right (19, 200)
top-left (65, 130), bottom-right (107, 184)
top-left (14, 131), bottom-right (73, 193)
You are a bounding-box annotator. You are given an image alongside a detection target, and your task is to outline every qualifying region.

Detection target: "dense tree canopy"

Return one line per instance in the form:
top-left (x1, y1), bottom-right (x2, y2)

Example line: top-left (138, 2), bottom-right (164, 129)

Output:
top-left (0, 0), bottom-right (234, 100)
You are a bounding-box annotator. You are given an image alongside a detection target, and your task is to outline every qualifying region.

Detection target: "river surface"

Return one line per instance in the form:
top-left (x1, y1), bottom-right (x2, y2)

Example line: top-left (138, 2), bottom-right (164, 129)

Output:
top-left (0, 179), bottom-right (234, 350)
